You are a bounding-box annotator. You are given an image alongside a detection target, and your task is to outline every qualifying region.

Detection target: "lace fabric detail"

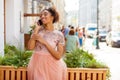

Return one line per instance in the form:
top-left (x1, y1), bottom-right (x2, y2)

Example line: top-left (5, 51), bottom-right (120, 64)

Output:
top-left (34, 28), bottom-right (65, 54)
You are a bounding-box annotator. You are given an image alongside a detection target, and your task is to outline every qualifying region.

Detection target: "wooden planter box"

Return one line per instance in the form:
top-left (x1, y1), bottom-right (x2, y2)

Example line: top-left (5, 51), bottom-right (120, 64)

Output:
top-left (0, 66), bottom-right (107, 80)
top-left (0, 66), bottom-right (27, 80)
top-left (67, 68), bottom-right (108, 80)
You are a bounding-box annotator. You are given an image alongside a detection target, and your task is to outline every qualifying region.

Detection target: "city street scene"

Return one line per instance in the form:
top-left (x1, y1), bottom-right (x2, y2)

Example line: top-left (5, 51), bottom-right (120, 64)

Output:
top-left (0, 0), bottom-right (120, 80)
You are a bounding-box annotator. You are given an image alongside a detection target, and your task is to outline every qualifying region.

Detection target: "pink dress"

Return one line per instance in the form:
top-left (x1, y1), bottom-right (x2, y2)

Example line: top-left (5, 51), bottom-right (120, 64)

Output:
top-left (27, 28), bottom-right (67, 80)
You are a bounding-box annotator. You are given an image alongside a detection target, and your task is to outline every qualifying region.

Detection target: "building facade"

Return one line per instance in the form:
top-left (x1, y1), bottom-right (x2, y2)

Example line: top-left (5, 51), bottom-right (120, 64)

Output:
top-left (66, 10), bottom-right (79, 27)
top-left (78, 0), bottom-right (97, 27)
top-left (52, 0), bottom-right (66, 26)
top-left (23, 0), bottom-right (66, 31)
top-left (111, 0), bottom-right (120, 31)
top-left (0, 0), bottom-right (25, 56)
top-left (99, 0), bottom-right (120, 31)
top-left (0, 0), bottom-right (4, 56)
top-left (0, 0), bottom-right (66, 56)
top-left (99, 0), bottom-right (112, 31)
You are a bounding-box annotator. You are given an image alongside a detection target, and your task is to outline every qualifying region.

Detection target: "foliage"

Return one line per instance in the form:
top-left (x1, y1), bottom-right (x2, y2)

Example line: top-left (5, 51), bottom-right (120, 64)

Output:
top-left (64, 48), bottom-right (108, 68)
top-left (0, 45), bottom-right (32, 68)
top-left (63, 48), bottom-right (111, 80)
top-left (28, 25), bottom-right (36, 35)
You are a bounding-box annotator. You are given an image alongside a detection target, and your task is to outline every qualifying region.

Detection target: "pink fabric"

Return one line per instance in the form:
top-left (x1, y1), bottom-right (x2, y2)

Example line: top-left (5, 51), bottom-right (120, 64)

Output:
top-left (27, 29), bottom-right (67, 80)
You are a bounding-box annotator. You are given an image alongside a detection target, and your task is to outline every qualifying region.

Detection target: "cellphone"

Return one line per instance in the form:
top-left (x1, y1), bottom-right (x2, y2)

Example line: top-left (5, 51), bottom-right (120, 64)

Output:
top-left (37, 19), bottom-right (43, 25)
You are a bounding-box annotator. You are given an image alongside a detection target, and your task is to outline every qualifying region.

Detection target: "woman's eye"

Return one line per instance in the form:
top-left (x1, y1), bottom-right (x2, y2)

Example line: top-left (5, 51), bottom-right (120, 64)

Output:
top-left (44, 13), bottom-right (48, 16)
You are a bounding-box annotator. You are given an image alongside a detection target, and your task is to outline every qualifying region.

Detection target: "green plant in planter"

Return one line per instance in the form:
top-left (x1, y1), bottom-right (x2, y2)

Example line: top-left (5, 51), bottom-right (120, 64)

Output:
top-left (64, 48), bottom-right (108, 68)
top-left (0, 56), bottom-right (3, 65)
top-left (63, 48), bottom-right (111, 80)
top-left (28, 25), bottom-right (36, 35)
top-left (0, 45), bottom-right (32, 68)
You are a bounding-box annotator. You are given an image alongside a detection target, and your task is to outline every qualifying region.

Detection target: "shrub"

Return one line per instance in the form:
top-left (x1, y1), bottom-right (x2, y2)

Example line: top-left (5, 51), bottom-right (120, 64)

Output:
top-left (28, 25), bottom-right (35, 35)
top-left (63, 48), bottom-right (111, 80)
top-left (0, 45), bottom-right (32, 68)
top-left (64, 48), bottom-right (108, 68)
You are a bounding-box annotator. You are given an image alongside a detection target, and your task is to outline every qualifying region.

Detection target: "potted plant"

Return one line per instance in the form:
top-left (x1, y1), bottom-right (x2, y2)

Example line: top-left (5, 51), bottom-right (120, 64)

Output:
top-left (0, 45), bottom-right (32, 80)
top-left (0, 45), bottom-right (111, 80)
top-left (64, 48), bottom-right (111, 80)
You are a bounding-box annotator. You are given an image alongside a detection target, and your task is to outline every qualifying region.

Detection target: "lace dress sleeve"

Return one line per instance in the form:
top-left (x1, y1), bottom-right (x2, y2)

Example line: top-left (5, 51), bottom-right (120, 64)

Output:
top-left (58, 31), bottom-right (65, 46)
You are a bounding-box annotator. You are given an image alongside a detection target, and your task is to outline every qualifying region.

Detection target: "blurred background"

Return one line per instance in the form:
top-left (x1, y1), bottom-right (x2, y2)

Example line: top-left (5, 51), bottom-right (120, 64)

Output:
top-left (0, 0), bottom-right (120, 79)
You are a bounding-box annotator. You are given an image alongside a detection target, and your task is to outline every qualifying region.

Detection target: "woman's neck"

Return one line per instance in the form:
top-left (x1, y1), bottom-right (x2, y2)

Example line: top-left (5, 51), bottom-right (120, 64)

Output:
top-left (44, 23), bottom-right (54, 31)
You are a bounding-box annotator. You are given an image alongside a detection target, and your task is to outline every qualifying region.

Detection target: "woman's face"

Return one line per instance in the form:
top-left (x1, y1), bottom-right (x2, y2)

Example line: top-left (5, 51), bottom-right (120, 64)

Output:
top-left (40, 10), bottom-right (54, 25)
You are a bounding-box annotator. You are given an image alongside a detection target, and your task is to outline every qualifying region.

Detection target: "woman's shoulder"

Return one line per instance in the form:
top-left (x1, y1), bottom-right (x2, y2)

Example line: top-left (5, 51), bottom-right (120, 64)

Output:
top-left (54, 30), bottom-right (65, 39)
top-left (54, 30), bottom-right (63, 36)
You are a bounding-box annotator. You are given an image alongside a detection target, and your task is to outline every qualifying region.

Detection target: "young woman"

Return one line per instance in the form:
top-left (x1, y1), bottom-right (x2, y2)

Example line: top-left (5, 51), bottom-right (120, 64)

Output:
top-left (27, 7), bottom-right (67, 80)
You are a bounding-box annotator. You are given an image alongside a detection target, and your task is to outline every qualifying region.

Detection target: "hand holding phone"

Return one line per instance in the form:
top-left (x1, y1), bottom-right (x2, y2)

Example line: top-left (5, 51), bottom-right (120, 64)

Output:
top-left (37, 19), bottom-right (43, 26)
top-left (34, 20), bottom-right (42, 34)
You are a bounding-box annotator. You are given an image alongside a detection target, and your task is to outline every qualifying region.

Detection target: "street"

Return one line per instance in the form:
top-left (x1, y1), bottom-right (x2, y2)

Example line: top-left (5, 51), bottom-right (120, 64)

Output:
top-left (84, 38), bottom-right (120, 80)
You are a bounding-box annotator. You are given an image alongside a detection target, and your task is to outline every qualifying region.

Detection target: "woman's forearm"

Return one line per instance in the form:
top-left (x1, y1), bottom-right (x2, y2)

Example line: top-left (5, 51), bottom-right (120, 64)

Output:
top-left (44, 42), bottom-right (64, 60)
top-left (28, 25), bottom-right (40, 50)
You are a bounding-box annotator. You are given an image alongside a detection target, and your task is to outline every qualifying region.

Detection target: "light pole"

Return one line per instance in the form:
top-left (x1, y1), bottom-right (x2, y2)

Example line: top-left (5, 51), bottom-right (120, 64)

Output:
top-left (96, 0), bottom-right (100, 49)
